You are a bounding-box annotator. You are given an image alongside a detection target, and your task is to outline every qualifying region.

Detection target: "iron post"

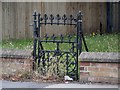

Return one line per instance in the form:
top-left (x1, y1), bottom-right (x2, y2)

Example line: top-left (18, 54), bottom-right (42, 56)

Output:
top-left (33, 10), bottom-right (37, 69)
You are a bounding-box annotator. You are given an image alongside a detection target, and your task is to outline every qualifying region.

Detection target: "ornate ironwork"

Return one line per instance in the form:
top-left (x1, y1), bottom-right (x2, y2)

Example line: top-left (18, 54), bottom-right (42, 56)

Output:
top-left (30, 10), bottom-right (88, 80)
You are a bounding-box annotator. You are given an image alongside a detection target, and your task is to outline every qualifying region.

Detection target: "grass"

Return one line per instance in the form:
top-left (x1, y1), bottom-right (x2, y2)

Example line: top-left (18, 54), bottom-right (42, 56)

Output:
top-left (1, 33), bottom-right (119, 52)
top-left (84, 33), bottom-right (119, 52)
top-left (1, 39), bottom-right (33, 50)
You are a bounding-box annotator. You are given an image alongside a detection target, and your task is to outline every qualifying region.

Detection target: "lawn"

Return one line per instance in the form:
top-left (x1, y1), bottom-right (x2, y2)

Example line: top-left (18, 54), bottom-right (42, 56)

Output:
top-left (1, 33), bottom-right (119, 52)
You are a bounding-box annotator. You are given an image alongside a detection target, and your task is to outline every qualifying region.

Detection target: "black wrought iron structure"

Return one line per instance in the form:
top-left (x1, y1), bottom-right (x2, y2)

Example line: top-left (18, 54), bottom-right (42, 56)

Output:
top-left (31, 10), bottom-right (88, 80)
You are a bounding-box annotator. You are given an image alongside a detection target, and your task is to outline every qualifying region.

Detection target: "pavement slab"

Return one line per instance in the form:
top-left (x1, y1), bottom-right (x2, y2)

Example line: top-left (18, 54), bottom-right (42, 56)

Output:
top-left (0, 80), bottom-right (119, 90)
top-left (1, 80), bottom-right (52, 89)
top-left (45, 83), bottom-right (118, 88)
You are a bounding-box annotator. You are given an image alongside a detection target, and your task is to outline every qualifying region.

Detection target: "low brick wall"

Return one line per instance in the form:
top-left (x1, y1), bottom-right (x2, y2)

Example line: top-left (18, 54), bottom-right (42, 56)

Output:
top-left (1, 49), bottom-right (119, 84)
top-left (0, 49), bottom-right (33, 80)
top-left (79, 52), bottom-right (119, 84)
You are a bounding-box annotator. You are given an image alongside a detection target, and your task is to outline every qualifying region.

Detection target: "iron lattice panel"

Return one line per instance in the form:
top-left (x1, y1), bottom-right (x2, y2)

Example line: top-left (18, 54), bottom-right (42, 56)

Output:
top-left (30, 10), bottom-right (88, 80)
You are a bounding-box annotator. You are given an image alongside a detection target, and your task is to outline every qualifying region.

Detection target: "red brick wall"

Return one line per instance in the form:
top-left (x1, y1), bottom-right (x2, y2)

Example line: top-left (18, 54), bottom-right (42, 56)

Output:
top-left (80, 61), bottom-right (119, 84)
top-left (0, 58), bottom-right (33, 80)
top-left (0, 49), bottom-right (119, 84)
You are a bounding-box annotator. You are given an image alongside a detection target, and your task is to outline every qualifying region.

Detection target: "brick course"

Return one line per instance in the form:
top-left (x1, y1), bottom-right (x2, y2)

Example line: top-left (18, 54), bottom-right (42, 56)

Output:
top-left (80, 62), bottom-right (119, 84)
top-left (79, 52), bottom-right (119, 84)
top-left (0, 49), bottom-right (119, 84)
top-left (1, 58), bottom-right (33, 76)
top-left (0, 49), bottom-right (32, 80)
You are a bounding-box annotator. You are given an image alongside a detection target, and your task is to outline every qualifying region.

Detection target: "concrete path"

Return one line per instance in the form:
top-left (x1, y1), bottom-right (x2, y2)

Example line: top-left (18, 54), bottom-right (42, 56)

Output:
top-left (0, 80), bottom-right (118, 89)
top-left (1, 80), bottom-right (52, 89)
top-left (45, 83), bottom-right (118, 88)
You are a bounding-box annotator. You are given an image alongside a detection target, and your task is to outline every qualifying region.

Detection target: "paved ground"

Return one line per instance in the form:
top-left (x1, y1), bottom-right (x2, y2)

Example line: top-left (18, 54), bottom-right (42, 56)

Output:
top-left (0, 80), bottom-right (119, 90)
top-left (1, 80), bottom-right (52, 88)
top-left (45, 83), bottom-right (118, 88)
